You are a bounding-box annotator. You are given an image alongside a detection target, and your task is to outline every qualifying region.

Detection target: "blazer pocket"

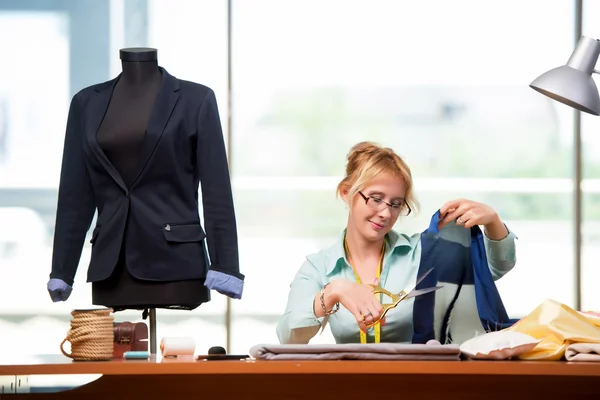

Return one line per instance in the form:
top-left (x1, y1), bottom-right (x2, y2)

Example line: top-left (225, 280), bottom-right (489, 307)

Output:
top-left (163, 223), bottom-right (206, 243)
top-left (90, 226), bottom-right (101, 244)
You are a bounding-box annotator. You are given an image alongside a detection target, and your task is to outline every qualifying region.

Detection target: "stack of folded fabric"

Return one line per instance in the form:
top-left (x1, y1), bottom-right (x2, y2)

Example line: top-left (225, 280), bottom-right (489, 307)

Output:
top-left (504, 299), bottom-right (600, 361)
top-left (249, 341), bottom-right (461, 361)
top-left (565, 343), bottom-right (600, 362)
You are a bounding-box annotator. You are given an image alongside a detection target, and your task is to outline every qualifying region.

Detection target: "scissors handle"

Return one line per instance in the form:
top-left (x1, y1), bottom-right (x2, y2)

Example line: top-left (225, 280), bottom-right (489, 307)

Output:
top-left (368, 285), bottom-right (406, 302)
top-left (364, 288), bottom-right (406, 329)
top-left (367, 284), bottom-right (393, 297)
top-left (364, 284), bottom-right (440, 329)
top-left (365, 304), bottom-right (393, 328)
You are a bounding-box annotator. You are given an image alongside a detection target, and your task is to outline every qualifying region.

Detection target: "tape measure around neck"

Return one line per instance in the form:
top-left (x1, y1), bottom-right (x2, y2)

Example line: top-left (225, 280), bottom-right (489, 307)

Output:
top-left (344, 235), bottom-right (385, 344)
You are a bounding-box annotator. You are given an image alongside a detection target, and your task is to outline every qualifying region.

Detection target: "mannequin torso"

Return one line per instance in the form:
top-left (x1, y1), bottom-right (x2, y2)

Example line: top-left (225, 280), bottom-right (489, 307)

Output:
top-left (96, 53), bottom-right (161, 187)
top-left (92, 48), bottom-right (210, 311)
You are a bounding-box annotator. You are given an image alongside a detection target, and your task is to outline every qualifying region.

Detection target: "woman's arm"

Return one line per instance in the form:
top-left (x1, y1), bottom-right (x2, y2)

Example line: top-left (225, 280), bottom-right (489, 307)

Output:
top-left (483, 217), bottom-right (518, 280)
top-left (276, 259), bottom-right (327, 344)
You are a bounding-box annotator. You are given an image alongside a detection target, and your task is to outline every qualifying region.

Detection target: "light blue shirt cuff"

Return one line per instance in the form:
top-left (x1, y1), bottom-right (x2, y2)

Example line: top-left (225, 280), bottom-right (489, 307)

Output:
top-left (204, 270), bottom-right (244, 299)
top-left (47, 278), bottom-right (73, 302)
top-left (484, 224), bottom-right (518, 279)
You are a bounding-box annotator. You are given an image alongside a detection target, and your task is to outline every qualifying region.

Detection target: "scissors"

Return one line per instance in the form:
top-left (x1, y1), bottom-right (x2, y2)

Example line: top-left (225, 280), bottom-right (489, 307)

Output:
top-left (364, 267), bottom-right (442, 328)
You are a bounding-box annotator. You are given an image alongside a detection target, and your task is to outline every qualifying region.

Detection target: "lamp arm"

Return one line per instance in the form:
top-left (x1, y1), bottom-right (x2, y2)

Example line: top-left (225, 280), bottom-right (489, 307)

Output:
top-left (594, 69), bottom-right (600, 75)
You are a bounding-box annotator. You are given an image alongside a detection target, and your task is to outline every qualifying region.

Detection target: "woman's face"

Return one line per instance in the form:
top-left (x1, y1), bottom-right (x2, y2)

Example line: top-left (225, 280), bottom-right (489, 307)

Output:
top-left (342, 174), bottom-right (407, 242)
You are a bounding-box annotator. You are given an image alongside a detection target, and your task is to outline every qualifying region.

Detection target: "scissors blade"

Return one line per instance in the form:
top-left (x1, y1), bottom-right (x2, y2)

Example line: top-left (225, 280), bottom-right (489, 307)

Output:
top-left (399, 267), bottom-right (435, 298)
top-left (414, 267), bottom-right (435, 287)
top-left (404, 286), bottom-right (443, 299)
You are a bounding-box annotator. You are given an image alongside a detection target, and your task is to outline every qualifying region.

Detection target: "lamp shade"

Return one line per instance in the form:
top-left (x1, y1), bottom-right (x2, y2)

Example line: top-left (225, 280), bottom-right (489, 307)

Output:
top-left (530, 36), bottom-right (600, 116)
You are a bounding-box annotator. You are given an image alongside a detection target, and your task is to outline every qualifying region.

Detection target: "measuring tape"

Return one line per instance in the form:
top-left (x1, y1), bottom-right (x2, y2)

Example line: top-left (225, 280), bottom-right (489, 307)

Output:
top-left (344, 237), bottom-right (385, 344)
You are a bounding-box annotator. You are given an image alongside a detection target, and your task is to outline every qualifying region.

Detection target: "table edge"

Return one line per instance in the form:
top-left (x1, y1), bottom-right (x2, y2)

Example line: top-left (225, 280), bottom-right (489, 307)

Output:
top-left (1, 360), bottom-right (599, 376)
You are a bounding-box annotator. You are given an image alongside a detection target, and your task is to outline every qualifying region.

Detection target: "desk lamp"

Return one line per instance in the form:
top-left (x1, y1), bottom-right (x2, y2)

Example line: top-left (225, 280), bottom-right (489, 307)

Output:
top-left (530, 35), bottom-right (600, 115)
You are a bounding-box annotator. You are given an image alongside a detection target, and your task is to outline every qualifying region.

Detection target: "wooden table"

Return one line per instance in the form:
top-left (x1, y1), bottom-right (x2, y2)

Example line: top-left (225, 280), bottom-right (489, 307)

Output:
top-left (1, 355), bottom-right (599, 399)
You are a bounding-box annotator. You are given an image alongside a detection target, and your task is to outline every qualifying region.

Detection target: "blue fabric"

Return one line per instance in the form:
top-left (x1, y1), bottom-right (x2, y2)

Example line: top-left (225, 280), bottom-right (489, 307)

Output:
top-left (204, 270), bottom-right (244, 299)
top-left (201, 237), bottom-right (244, 300)
top-left (47, 278), bottom-right (73, 302)
top-left (412, 210), bottom-right (518, 344)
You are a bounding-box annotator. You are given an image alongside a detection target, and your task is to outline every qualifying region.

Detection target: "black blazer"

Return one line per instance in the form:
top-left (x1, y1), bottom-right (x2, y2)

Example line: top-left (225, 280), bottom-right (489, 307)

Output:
top-left (50, 68), bottom-right (243, 292)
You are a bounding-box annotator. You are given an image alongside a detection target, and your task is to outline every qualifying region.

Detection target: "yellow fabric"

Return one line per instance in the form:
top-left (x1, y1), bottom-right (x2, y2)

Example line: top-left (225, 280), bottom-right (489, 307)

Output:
top-left (344, 238), bottom-right (385, 344)
top-left (504, 298), bottom-right (600, 361)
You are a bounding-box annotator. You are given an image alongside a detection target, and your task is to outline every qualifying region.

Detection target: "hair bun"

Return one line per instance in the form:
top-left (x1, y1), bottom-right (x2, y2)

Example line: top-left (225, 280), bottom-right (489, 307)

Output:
top-left (347, 141), bottom-right (381, 164)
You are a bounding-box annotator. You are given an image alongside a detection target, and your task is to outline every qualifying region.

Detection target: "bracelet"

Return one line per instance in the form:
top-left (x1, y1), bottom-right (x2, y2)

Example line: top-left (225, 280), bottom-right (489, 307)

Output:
top-left (320, 283), bottom-right (340, 316)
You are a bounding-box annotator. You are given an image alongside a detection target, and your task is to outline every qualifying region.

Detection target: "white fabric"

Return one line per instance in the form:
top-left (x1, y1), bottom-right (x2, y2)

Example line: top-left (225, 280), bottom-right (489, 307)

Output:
top-left (459, 331), bottom-right (539, 360)
top-left (565, 343), bottom-right (600, 362)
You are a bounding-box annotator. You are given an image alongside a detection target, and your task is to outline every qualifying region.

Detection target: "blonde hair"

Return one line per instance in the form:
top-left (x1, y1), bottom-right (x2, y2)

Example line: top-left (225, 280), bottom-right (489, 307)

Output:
top-left (336, 141), bottom-right (419, 214)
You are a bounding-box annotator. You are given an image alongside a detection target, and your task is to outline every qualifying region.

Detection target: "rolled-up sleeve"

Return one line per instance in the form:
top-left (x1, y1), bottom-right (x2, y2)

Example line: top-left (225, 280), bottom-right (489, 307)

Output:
top-left (484, 224), bottom-right (518, 280)
top-left (276, 259), bottom-right (324, 344)
top-left (196, 89), bottom-right (244, 299)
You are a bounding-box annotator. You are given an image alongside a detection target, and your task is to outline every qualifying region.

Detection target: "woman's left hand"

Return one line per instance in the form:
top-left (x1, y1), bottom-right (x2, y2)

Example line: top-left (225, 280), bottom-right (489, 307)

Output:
top-left (438, 198), bottom-right (502, 230)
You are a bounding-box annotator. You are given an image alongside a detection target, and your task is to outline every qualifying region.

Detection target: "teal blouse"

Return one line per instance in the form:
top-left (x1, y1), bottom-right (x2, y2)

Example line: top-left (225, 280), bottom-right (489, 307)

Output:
top-left (276, 223), bottom-right (517, 344)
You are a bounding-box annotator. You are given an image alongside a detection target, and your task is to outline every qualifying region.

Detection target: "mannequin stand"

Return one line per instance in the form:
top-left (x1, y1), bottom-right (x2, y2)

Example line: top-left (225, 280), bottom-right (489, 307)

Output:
top-left (149, 308), bottom-right (157, 354)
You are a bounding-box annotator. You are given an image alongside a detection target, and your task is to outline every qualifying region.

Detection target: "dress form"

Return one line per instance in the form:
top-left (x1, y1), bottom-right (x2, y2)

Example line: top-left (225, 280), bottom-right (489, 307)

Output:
top-left (92, 48), bottom-right (210, 312)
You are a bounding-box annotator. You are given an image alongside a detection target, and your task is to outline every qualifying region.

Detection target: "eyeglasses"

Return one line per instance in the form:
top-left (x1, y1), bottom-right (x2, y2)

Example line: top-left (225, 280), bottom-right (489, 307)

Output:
top-left (358, 191), bottom-right (411, 216)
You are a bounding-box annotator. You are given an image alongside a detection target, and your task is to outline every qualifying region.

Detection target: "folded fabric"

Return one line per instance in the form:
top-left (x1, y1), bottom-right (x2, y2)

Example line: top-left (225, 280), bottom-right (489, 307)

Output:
top-left (249, 342), bottom-right (461, 361)
top-left (459, 331), bottom-right (540, 360)
top-left (565, 343), bottom-right (600, 362)
top-left (505, 298), bottom-right (600, 361)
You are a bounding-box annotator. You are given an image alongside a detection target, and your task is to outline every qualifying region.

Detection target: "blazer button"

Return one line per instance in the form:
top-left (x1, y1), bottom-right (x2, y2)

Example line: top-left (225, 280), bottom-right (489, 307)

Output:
top-left (165, 224), bottom-right (171, 231)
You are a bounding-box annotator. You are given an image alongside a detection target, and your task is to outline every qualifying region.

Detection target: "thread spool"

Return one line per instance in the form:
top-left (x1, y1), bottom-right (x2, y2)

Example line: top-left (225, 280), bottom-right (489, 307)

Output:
top-left (60, 308), bottom-right (114, 361)
top-left (160, 337), bottom-right (196, 357)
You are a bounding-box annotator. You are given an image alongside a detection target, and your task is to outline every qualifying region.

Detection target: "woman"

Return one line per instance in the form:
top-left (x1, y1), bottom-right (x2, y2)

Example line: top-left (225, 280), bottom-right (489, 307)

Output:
top-left (276, 141), bottom-right (517, 345)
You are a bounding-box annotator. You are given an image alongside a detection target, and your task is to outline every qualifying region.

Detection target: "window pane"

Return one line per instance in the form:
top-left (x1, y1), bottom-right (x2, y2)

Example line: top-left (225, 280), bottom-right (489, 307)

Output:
top-left (231, 0), bottom-right (575, 352)
top-left (0, 0), bottom-right (228, 361)
top-left (582, 0), bottom-right (600, 312)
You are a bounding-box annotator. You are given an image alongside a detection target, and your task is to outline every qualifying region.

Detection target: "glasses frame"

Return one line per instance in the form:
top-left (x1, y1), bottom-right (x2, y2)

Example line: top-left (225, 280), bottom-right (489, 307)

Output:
top-left (358, 191), bottom-right (412, 216)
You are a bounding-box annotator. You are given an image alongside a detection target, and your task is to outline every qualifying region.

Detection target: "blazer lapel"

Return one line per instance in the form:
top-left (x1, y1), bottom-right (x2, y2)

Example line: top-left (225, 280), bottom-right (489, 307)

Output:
top-left (86, 78), bottom-right (128, 192)
top-left (130, 68), bottom-right (181, 187)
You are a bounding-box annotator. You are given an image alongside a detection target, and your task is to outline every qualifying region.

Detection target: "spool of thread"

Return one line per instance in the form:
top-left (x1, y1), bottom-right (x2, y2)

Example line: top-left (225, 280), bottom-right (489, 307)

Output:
top-left (60, 308), bottom-right (114, 361)
top-left (160, 337), bottom-right (196, 357)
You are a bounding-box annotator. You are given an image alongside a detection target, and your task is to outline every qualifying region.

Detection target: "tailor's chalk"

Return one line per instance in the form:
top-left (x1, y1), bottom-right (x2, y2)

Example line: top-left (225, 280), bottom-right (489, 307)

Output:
top-left (123, 351), bottom-right (149, 359)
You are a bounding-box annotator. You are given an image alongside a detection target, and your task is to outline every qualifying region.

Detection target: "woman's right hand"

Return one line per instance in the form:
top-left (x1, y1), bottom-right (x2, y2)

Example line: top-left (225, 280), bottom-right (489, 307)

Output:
top-left (330, 279), bottom-right (384, 331)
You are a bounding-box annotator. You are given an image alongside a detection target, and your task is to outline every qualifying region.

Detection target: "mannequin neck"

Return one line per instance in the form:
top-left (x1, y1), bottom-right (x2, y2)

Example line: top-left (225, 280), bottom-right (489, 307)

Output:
top-left (120, 60), bottom-right (161, 86)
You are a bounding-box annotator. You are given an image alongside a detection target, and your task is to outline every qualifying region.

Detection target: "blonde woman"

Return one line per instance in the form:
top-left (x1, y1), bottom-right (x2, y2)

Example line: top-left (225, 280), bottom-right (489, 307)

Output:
top-left (276, 141), bottom-right (517, 345)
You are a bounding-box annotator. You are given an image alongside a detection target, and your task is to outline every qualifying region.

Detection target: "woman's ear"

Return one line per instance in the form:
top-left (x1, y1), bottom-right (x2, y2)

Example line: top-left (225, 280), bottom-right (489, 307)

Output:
top-left (340, 186), bottom-right (350, 205)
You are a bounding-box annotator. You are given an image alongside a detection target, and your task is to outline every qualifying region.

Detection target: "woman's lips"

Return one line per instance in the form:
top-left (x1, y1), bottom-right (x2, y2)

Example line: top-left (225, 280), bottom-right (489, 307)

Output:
top-left (369, 221), bottom-right (384, 230)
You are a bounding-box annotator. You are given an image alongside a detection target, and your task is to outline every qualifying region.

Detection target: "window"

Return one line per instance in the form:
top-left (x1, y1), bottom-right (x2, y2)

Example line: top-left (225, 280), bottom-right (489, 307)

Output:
top-left (582, 0), bottom-right (600, 312)
top-left (0, 0), bottom-right (585, 362)
top-left (0, 0), bottom-right (228, 359)
top-left (230, 0), bottom-right (576, 353)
